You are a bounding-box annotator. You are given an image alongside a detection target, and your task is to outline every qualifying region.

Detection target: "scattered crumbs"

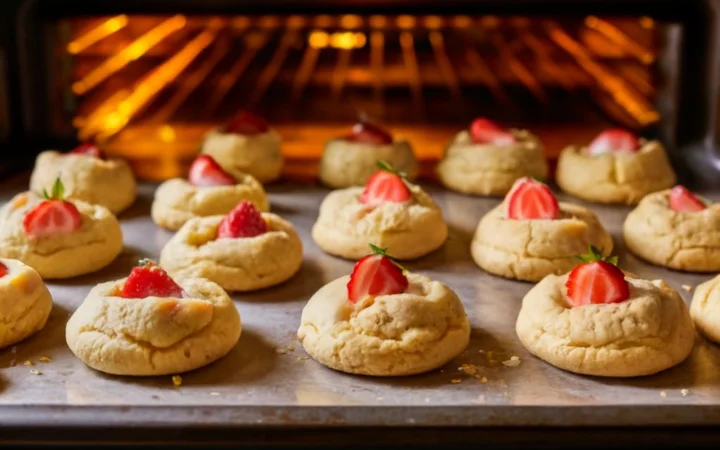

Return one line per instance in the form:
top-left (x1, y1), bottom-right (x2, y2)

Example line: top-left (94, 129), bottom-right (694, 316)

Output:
top-left (172, 375), bottom-right (182, 387)
top-left (23, 360), bottom-right (34, 366)
top-left (476, 395), bottom-right (486, 403)
top-left (287, 344), bottom-right (296, 352)
top-left (502, 356), bottom-right (522, 368)
top-left (450, 378), bottom-right (463, 384)
top-left (210, 392), bottom-right (221, 397)
top-left (480, 377), bottom-right (488, 383)
top-left (681, 389), bottom-right (689, 397)
top-left (682, 284), bottom-right (693, 292)
top-left (29, 369), bottom-right (41, 375)
top-left (296, 356), bottom-right (310, 362)
top-left (660, 391), bottom-right (667, 398)
top-left (39, 356), bottom-right (52, 363)
top-left (458, 363), bottom-right (478, 377)
top-left (275, 348), bottom-right (288, 355)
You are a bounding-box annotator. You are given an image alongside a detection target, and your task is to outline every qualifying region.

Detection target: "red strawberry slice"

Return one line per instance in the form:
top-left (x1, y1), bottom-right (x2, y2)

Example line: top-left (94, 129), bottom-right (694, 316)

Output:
top-left (669, 185), bottom-right (707, 213)
top-left (23, 200), bottom-right (82, 239)
top-left (188, 155), bottom-right (236, 187)
top-left (347, 121), bottom-right (393, 145)
top-left (226, 110), bottom-right (269, 135)
top-left (587, 129), bottom-right (640, 155)
top-left (469, 117), bottom-right (516, 145)
top-left (506, 177), bottom-right (558, 220)
top-left (0, 262), bottom-right (7, 278)
top-left (347, 250), bottom-right (408, 303)
top-left (71, 142), bottom-right (105, 159)
top-left (217, 201), bottom-right (268, 239)
top-left (359, 171), bottom-right (411, 206)
top-left (120, 260), bottom-right (184, 299)
top-left (566, 260), bottom-right (629, 306)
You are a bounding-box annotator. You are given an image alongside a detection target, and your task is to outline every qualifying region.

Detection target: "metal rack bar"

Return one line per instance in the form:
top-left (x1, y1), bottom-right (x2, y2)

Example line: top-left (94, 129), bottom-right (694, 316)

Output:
top-left (400, 31), bottom-right (423, 110)
top-left (488, 31), bottom-right (548, 103)
top-left (67, 15), bottom-right (129, 55)
top-left (585, 16), bottom-right (655, 64)
top-left (248, 31), bottom-right (297, 107)
top-left (429, 31), bottom-right (462, 101)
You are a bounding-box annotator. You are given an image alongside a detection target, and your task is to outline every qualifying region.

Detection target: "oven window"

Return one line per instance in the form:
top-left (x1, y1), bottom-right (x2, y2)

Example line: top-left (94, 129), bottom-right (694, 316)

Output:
top-left (51, 14), bottom-right (659, 180)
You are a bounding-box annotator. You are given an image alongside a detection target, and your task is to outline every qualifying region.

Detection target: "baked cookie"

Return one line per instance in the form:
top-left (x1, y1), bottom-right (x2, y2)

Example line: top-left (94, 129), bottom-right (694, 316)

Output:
top-left (151, 154), bottom-right (269, 231)
top-left (160, 201), bottom-right (303, 292)
top-left (318, 121), bottom-right (418, 188)
top-left (312, 162), bottom-right (447, 260)
top-left (471, 178), bottom-right (613, 282)
top-left (691, 274), bottom-right (720, 345)
top-left (556, 129), bottom-right (676, 204)
top-left (0, 258), bottom-right (53, 348)
top-left (298, 246), bottom-right (470, 376)
top-left (437, 117), bottom-right (548, 196)
top-left (200, 110), bottom-right (283, 183)
top-left (516, 253), bottom-right (694, 377)
top-left (0, 180), bottom-right (123, 279)
top-left (29, 142), bottom-right (136, 214)
top-left (624, 185), bottom-right (719, 272)
top-left (66, 260), bottom-right (241, 376)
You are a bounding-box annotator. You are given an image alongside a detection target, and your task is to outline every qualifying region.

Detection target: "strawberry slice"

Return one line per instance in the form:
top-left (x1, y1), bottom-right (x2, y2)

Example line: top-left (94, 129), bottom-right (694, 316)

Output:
top-left (0, 262), bottom-right (7, 278)
top-left (71, 142), bottom-right (105, 159)
top-left (120, 259), bottom-right (184, 299)
top-left (226, 110), bottom-right (269, 135)
top-left (586, 129), bottom-right (640, 155)
top-left (469, 117), bottom-right (516, 145)
top-left (347, 121), bottom-right (393, 145)
top-left (24, 178), bottom-right (81, 239)
top-left (217, 201), bottom-right (268, 239)
top-left (506, 177), bottom-right (558, 220)
top-left (347, 245), bottom-right (409, 303)
top-left (566, 246), bottom-right (629, 306)
top-left (359, 161), bottom-right (411, 206)
top-left (669, 185), bottom-right (707, 213)
top-left (188, 155), bottom-right (236, 187)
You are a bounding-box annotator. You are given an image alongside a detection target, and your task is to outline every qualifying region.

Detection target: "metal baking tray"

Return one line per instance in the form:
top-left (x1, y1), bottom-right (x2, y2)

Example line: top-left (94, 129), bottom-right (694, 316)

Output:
top-left (1, 172), bottom-right (719, 430)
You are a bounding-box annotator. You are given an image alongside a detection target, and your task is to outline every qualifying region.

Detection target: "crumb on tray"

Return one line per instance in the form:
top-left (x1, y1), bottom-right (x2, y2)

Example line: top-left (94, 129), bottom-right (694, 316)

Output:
top-left (682, 284), bottom-right (693, 292)
top-left (501, 356), bottom-right (522, 367)
top-left (681, 389), bottom-right (689, 397)
top-left (29, 369), bottom-right (41, 375)
top-left (450, 378), bottom-right (462, 384)
top-left (172, 375), bottom-right (182, 387)
top-left (660, 390), bottom-right (667, 398)
top-left (39, 356), bottom-right (52, 363)
top-left (23, 360), bottom-right (34, 366)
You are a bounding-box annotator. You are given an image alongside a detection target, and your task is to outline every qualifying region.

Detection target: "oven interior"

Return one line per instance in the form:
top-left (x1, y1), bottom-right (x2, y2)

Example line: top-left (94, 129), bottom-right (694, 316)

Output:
top-left (48, 13), bottom-right (662, 180)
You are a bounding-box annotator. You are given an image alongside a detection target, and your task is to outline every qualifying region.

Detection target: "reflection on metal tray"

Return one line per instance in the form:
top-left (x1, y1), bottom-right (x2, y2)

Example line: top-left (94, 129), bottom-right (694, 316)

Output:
top-left (1, 175), bottom-right (720, 429)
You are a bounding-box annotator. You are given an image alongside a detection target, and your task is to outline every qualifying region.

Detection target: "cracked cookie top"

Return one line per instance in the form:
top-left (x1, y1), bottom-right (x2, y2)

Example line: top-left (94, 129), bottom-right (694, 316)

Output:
top-left (160, 212), bottom-right (303, 292)
top-left (516, 272), bottom-right (694, 377)
top-left (297, 273), bottom-right (470, 376)
top-left (556, 140), bottom-right (676, 205)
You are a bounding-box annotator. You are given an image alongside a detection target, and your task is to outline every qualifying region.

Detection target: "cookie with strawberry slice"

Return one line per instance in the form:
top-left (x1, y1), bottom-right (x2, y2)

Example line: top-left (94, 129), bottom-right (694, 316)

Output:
top-left (298, 244), bottom-right (470, 376)
top-left (516, 246), bottom-right (694, 377)
top-left (151, 154), bottom-right (269, 231)
top-left (437, 117), bottom-right (548, 197)
top-left (200, 109), bottom-right (283, 184)
top-left (319, 119), bottom-right (418, 189)
top-left (0, 258), bottom-right (53, 348)
top-left (160, 201), bottom-right (302, 292)
top-left (623, 185), bottom-right (720, 271)
top-left (313, 160), bottom-right (447, 260)
top-left (0, 178), bottom-right (122, 279)
top-left (556, 129), bottom-right (676, 204)
top-left (29, 141), bottom-right (137, 214)
top-left (471, 177), bottom-right (613, 282)
top-left (66, 259), bottom-right (241, 376)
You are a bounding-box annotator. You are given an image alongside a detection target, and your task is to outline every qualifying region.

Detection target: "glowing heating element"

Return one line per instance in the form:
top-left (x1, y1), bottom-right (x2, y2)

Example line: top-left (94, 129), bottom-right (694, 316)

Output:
top-left (67, 15), bottom-right (129, 55)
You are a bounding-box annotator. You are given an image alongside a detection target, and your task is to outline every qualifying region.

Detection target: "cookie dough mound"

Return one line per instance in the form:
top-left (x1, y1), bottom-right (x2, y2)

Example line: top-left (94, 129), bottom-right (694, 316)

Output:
top-left (66, 277), bottom-right (241, 376)
top-left (516, 274), bottom-right (694, 377)
top-left (160, 213), bottom-right (303, 292)
top-left (298, 274), bottom-right (470, 376)
top-left (201, 128), bottom-right (283, 184)
top-left (151, 175), bottom-right (269, 231)
top-left (691, 275), bottom-right (720, 344)
top-left (623, 189), bottom-right (720, 272)
top-left (556, 140), bottom-right (676, 205)
top-left (437, 130), bottom-right (548, 197)
top-left (312, 184), bottom-right (447, 260)
top-left (318, 139), bottom-right (418, 188)
top-left (0, 259), bottom-right (53, 348)
top-left (0, 193), bottom-right (123, 279)
top-left (30, 151), bottom-right (136, 214)
top-left (471, 202), bottom-right (613, 282)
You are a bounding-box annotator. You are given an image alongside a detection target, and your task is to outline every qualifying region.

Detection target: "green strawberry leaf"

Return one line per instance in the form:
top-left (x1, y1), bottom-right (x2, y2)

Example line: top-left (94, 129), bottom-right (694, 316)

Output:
top-left (43, 177), bottom-right (66, 200)
top-left (376, 160), bottom-right (407, 179)
top-left (574, 245), bottom-right (618, 266)
top-left (368, 243), bottom-right (407, 274)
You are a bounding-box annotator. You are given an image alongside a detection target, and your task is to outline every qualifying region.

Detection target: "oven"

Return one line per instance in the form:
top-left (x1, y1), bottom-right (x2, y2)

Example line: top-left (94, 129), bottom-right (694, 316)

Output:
top-left (0, 0), bottom-right (717, 183)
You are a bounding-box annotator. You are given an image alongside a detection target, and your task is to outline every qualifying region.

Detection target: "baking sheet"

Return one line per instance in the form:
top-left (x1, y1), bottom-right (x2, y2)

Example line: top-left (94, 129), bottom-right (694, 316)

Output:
top-left (1, 173), bottom-right (720, 428)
